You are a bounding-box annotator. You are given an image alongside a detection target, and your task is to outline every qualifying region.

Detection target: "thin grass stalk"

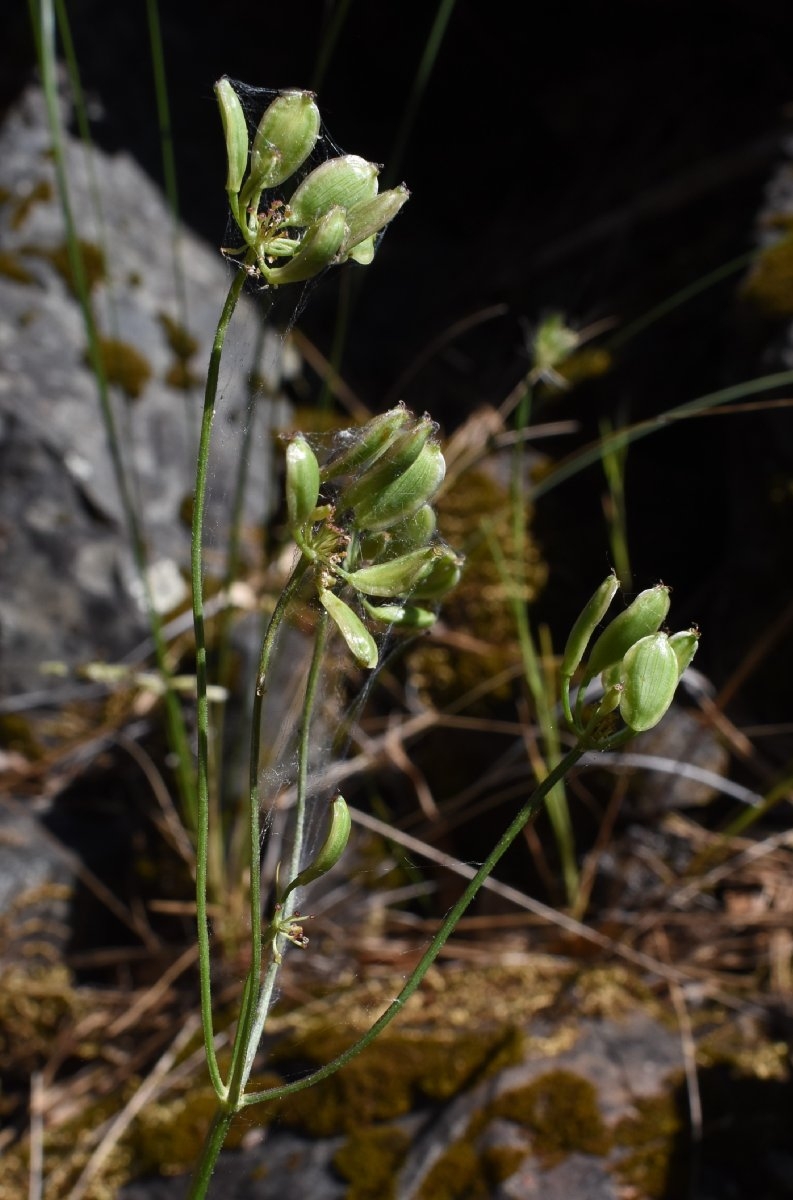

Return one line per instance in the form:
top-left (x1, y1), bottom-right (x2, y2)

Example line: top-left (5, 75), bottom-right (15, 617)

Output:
top-left (531, 369), bottom-right (793, 503)
top-left (383, 0), bottom-right (458, 189)
top-left (145, 0), bottom-right (196, 457)
top-left (507, 381), bottom-right (578, 903)
top-left (598, 413), bottom-right (632, 590)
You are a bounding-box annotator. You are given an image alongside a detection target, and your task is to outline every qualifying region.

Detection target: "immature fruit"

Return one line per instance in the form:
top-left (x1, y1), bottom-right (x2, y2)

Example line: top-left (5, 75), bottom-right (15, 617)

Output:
top-left (319, 589), bottom-right (378, 668)
top-left (560, 573), bottom-right (620, 680)
top-left (321, 406), bottom-right (410, 481)
top-left (585, 583), bottom-right (671, 681)
top-left (249, 90), bottom-right (320, 190)
top-left (280, 794), bottom-right (352, 901)
top-left (337, 417), bottom-right (435, 515)
top-left (619, 633), bottom-right (679, 732)
top-left (285, 155), bottom-right (379, 226)
top-left (362, 600), bottom-right (436, 629)
top-left (669, 628), bottom-right (700, 676)
top-left (215, 78), bottom-right (248, 196)
top-left (352, 442), bottom-right (446, 533)
top-left (343, 547), bottom-right (438, 598)
top-left (285, 435), bottom-right (320, 530)
top-left (340, 186), bottom-right (410, 261)
top-left (263, 207), bottom-right (347, 285)
top-left (409, 546), bottom-right (463, 600)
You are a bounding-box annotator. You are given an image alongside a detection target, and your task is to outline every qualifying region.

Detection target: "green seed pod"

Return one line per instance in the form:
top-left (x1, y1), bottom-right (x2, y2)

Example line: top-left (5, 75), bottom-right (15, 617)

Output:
top-left (337, 416), bottom-right (435, 515)
top-left (669, 628), bottom-right (700, 677)
top-left (339, 186), bottom-right (410, 260)
top-left (409, 546), bottom-right (463, 600)
top-left (619, 632), bottom-right (679, 733)
top-left (281, 794), bottom-right (352, 902)
top-left (560, 573), bottom-right (620, 680)
top-left (285, 154), bottom-right (379, 226)
top-left (285, 435), bottom-right (320, 530)
top-left (263, 206), bottom-right (347, 286)
top-left (585, 583), bottom-right (671, 681)
top-left (343, 546), bottom-right (437, 598)
top-left (348, 235), bottom-right (375, 265)
top-left (215, 78), bottom-right (249, 197)
top-left (319, 589), bottom-right (378, 667)
top-left (362, 599), bottom-right (437, 629)
top-left (321, 406), bottom-right (411, 482)
top-left (389, 504), bottom-right (437, 550)
top-left (249, 90), bottom-right (320, 190)
top-left (352, 441), bottom-right (446, 533)
top-left (595, 683), bottom-right (623, 718)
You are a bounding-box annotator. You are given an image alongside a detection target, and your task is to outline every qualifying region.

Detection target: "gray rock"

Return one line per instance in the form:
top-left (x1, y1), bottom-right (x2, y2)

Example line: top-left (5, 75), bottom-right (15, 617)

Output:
top-left (0, 83), bottom-right (294, 696)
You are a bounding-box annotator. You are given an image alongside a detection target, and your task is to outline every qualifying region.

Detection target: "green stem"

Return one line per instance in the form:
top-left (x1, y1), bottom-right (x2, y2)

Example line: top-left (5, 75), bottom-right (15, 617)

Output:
top-left (192, 260), bottom-right (250, 1100)
top-left (237, 606), bottom-right (330, 1090)
top-left (224, 559), bottom-right (311, 1099)
top-left (242, 743), bottom-right (585, 1107)
top-left (187, 1108), bottom-right (234, 1200)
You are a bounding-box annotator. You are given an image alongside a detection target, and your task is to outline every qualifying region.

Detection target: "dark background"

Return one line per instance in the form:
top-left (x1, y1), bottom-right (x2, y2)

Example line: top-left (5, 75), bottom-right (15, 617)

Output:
top-left (4, 0), bottom-right (793, 715)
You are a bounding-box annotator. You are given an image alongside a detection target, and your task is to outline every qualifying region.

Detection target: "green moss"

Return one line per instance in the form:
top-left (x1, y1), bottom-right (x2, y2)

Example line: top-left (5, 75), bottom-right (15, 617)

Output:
top-left (87, 337), bottom-right (152, 399)
top-left (490, 1068), bottom-right (610, 1165)
top-left (0, 249), bottom-right (37, 285)
top-left (10, 179), bottom-right (53, 229)
top-left (272, 1025), bottom-right (524, 1137)
top-left (612, 1091), bottom-right (686, 1198)
top-left (332, 1124), bottom-right (411, 1200)
top-left (417, 1137), bottom-right (489, 1200)
top-left (741, 232), bottom-right (793, 319)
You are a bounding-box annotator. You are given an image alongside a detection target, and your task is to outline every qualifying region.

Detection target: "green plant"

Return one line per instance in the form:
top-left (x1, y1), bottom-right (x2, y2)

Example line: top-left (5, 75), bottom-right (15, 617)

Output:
top-left (182, 88), bottom-right (703, 1195)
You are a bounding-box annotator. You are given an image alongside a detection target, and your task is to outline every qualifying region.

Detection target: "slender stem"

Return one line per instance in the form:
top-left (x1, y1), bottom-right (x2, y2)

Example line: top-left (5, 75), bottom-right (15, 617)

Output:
top-left (187, 1109), bottom-right (234, 1200)
top-left (238, 607), bottom-right (330, 1091)
top-left (242, 743), bottom-right (585, 1106)
top-left (224, 559), bottom-right (310, 1099)
top-left (192, 261), bottom-right (249, 1100)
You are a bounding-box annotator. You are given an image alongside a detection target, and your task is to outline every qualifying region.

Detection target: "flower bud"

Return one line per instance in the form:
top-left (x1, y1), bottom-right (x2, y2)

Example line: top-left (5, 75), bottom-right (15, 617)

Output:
top-left (285, 435), bottom-right (320, 530)
top-left (342, 546), bottom-right (438, 598)
top-left (339, 186), bottom-right (410, 261)
top-left (280, 794), bottom-right (352, 901)
top-left (560, 573), bottom-right (620, 681)
top-left (286, 154), bottom-right (379, 226)
top-left (215, 78), bottom-right (249, 197)
top-left (362, 599), bottom-right (437, 629)
top-left (585, 583), bottom-right (671, 681)
top-left (669, 628), bottom-right (700, 677)
top-left (321, 406), bottom-right (410, 482)
top-left (263, 206), bottom-right (347, 285)
top-left (618, 632), bottom-right (679, 732)
top-left (319, 589), bottom-right (378, 667)
top-left (352, 441), bottom-right (446, 533)
top-left (409, 546), bottom-right (463, 600)
top-left (249, 90), bottom-right (320, 190)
